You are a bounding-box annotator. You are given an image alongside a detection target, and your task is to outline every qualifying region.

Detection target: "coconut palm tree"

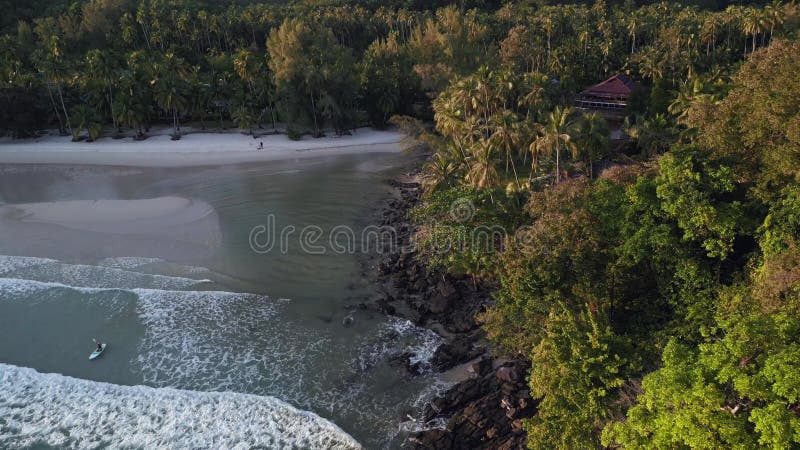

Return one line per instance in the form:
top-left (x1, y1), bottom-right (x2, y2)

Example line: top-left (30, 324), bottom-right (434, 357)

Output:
top-left (32, 36), bottom-right (72, 135)
top-left (741, 8), bottom-right (763, 53)
top-left (490, 110), bottom-right (522, 187)
top-left (114, 94), bottom-right (144, 138)
top-left (153, 77), bottom-right (188, 136)
top-left (152, 53), bottom-right (188, 136)
top-left (535, 105), bottom-right (576, 183)
top-left (518, 72), bottom-right (549, 119)
top-left (232, 104), bottom-right (256, 135)
top-left (465, 140), bottom-right (500, 190)
top-left (624, 114), bottom-right (677, 157)
top-left (70, 104), bottom-right (101, 141)
top-left (574, 112), bottom-right (611, 178)
top-left (422, 150), bottom-right (459, 194)
top-left (86, 49), bottom-right (119, 131)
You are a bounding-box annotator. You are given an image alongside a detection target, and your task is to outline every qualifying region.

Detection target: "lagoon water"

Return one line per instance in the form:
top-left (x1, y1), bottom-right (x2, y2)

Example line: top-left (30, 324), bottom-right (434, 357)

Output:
top-left (0, 154), bottom-right (446, 449)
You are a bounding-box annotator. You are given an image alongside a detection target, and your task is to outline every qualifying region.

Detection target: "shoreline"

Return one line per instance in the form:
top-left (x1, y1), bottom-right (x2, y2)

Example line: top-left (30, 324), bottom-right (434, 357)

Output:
top-left (365, 174), bottom-right (535, 449)
top-left (0, 127), bottom-right (404, 167)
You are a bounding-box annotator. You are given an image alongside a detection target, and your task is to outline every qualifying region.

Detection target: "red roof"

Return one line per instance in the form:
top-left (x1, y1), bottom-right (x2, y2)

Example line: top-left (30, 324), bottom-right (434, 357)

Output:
top-left (580, 73), bottom-right (637, 98)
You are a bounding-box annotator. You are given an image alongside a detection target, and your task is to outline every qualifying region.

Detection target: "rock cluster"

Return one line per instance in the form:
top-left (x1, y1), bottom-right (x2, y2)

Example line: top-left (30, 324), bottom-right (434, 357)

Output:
top-left (409, 359), bottom-right (535, 450)
top-left (366, 176), bottom-right (536, 449)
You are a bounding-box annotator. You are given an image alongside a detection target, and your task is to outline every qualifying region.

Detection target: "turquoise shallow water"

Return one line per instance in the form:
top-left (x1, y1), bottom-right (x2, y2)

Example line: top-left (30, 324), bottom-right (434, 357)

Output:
top-left (0, 155), bottom-right (448, 449)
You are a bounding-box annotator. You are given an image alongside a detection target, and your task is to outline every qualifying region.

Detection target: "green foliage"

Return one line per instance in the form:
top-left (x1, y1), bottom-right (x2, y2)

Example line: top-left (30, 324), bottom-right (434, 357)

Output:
top-left (69, 104), bottom-right (101, 141)
top-left (2, 0), bottom-right (798, 140)
top-left (410, 186), bottom-right (523, 277)
top-left (360, 32), bottom-right (418, 127)
top-left (527, 306), bottom-right (636, 450)
top-left (267, 18), bottom-right (357, 135)
top-left (656, 145), bottom-right (747, 259)
top-left (604, 281), bottom-right (800, 449)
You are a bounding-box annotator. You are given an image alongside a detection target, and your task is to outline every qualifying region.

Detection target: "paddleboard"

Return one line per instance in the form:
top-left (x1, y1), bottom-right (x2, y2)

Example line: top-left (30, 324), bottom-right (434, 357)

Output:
top-left (89, 343), bottom-right (107, 360)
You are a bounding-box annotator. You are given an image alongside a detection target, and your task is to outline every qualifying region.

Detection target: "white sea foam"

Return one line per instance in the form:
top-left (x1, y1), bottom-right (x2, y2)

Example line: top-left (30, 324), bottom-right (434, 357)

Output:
top-left (0, 363), bottom-right (361, 449)
top-left (0, 275), bottom-right (442, 448)
top-left (0, 255), bottom-right (54, 275)
top-left (135, 289), bottom-right (286, 391)
top-left (5, 261), bottom-right (210, 290)
top-left (355, 318), bottom-right (444, 374)
top-left (0, 277), bottom-right (105, 298)
top-left (97, 256), bottom-right (164, 270)
top-left (387, 318), bottom-right (445, 370)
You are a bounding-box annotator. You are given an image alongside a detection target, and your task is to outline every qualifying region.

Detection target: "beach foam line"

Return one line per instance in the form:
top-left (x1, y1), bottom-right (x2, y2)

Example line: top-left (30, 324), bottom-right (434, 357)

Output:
top-left (0, 363), bottom-right (362, 449)
top-left (0, 255), bottom-right (54, 276)
top-left (0, 277), bottom-right (244, 302)
top-left (97, 256), bottom-right (164, 269)
top-left (4, 260), bottom-right (210, 290)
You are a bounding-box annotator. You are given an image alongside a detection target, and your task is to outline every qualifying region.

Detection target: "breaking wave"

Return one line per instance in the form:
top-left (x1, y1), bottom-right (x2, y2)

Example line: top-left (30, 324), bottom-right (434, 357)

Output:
top-left (0, 363), bottom-right (361, 449)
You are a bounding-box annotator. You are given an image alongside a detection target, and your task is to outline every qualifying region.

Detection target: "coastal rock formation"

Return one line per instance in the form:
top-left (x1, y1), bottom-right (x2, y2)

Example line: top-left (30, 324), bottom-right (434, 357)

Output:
top-left (408, 359), bottom-right (535, 450)
top-left (369, 176), bottom-right (536, 449)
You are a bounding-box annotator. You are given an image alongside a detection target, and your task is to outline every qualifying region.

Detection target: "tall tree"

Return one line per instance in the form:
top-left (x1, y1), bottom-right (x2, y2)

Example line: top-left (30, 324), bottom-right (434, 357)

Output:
top-left (267, 18), bottom-right (356, 136)
top-left (152, 52), bottom-right (188, 136)
top-left (535, 105), bottom-right (576, 183)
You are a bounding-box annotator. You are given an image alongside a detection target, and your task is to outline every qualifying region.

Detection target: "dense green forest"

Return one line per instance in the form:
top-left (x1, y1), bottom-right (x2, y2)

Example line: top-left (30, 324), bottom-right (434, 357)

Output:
top-left (0, 0), bottom-right (796, 138)
top-left (2, 0), bottom-right (800, 448)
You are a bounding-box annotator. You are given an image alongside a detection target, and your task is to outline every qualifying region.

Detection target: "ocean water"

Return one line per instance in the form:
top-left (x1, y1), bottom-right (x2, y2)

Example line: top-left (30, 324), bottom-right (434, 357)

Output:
top-left (0, 155), bottom-right (447, 449)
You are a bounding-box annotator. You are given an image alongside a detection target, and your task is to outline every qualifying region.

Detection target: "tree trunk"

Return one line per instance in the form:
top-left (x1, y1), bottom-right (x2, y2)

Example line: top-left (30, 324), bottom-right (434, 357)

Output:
top-left (108, 85), bottom-right (117, 131)
top-left (45, 83), bottom-right (65, 135)
top-left (141, 23), bottom-right (152, 50)
top-left (510, 157), bottom-right (521, 189)
top-left (310, 91), bottom-right (319, 136)
top-left (57, 83), bottom-right (72, 135)
top-left (555, 145), bottom-right (560, 183)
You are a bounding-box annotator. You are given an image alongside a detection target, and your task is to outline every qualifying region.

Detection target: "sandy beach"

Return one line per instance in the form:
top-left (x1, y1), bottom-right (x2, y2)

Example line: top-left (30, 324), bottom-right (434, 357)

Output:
top-left (0, 196), bottom-right (223, 261)
top-left (0, 128), bottom-right (404, 167)
top-left (0, 197), bottom-right (215, 234)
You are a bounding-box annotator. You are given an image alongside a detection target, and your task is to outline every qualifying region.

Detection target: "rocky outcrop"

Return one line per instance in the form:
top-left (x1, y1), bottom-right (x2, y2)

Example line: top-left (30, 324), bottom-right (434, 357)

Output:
top-left (366, 175), bottom-right (535, 449)
top-left (408, 359), bottom-right (535, 450)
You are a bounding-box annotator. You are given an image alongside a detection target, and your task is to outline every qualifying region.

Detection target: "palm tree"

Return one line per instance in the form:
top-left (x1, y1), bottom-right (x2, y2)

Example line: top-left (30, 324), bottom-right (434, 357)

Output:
top-left (535, 105), bottom-right (576, 183)
top-left (207, 52), bottom-right (234, 130)
top-left (70, 104), bottom-right (101, 142)
top-left (33, 36), bottom-right (72, 135)
top-left (187, 66), bottom-right (211, 130)
top-left (152, 53), bottom-right (188, 136)
top-left (518, 72), bottom-right (549, 118)
top-left (490, 110), bottom-right (522, 188)
top-left (153, 77), bottom-right (188, 136)
top-left (624, 114), bottom-right (677, 157)
top-left (524, 121), bottom-right (544, 179)
top-left (465, 140), bottom-right (500, 190)
top-left (574, 112), bottom-right (611, 179)
top-left (232, 104), bottom-right (256, 135)
top-left (627, 12), bottom-right (641, 54)
top-left (114, 95), bottom-right (143, 137)
top-left (741, 8), bottom-right (762, 53)
top-left (86, 49), bottom-right (119, 131)
top-left (764, 0), bottom-right (785, 41)
top-left (422, 151), bottom-right (458, 194)
top-left (668, 77), bottom-right (703, 124)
